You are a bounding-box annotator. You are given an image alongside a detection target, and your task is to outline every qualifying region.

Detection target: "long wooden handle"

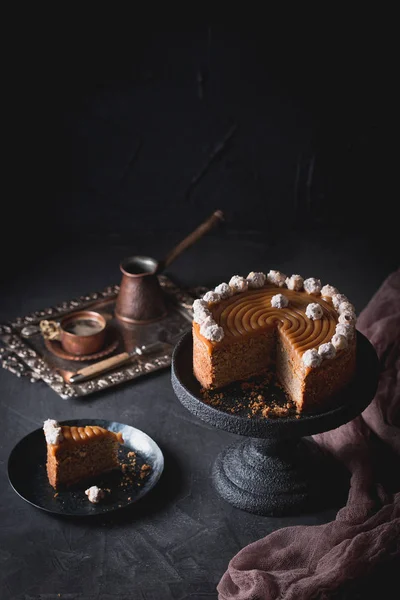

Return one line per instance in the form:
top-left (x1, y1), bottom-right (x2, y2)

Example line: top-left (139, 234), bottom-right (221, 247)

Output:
top-left (69, 352), bottom-right (131, 383)
top-left (162, 209), bottom-right (224, 270)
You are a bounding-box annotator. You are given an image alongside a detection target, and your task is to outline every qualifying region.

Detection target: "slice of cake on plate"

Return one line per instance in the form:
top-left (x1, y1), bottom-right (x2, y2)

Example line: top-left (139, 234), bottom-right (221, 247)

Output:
top-left (43, 420), bottom-right (123, 489)
top-left (192, 270), bottom-right (357, 414)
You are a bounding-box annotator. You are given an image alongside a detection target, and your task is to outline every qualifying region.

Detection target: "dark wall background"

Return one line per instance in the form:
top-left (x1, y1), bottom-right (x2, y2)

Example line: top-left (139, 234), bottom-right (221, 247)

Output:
top-left (4, 20), bottom-right (396, 279)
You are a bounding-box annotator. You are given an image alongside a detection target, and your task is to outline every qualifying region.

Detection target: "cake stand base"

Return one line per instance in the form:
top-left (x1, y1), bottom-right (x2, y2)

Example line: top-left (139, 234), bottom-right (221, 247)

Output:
top-left (212, 437), bottom-right (349, 516)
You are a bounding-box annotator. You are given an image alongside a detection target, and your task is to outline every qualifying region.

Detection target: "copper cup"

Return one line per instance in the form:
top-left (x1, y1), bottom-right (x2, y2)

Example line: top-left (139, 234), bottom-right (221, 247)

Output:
top-left (41, 310), bottom-right (107, 355)
top-left (115, 256), bottom-right (167, 324)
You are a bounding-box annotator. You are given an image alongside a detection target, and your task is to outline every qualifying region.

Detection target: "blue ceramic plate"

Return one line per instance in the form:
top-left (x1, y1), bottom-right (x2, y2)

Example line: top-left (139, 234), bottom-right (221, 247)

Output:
top-left (7, 419), bottom-right (164, 516)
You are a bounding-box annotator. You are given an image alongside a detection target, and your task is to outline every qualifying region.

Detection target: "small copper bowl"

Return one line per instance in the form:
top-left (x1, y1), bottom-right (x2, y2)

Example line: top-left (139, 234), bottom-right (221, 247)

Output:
top-left (40, 310), bottom-right (107, 356)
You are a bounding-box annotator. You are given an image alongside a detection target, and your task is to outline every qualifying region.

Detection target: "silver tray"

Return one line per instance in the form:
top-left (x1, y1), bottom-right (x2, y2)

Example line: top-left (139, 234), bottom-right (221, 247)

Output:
top-left (0, 276), bottom-right (203, 399)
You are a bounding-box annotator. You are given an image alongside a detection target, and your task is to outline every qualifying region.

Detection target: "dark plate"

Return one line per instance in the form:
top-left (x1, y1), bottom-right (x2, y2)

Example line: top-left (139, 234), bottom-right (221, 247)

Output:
top-left (172, 330), bottom-right (380, 439)
top-left (7, 419), bottom-right (164, 516)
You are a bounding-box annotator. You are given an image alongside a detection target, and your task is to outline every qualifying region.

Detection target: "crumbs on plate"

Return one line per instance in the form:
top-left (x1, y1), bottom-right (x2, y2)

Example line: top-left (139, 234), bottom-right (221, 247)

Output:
top-left (200, 375), bottom-right (298, 419)
top-left (118, 450), bottom-right (152, 490)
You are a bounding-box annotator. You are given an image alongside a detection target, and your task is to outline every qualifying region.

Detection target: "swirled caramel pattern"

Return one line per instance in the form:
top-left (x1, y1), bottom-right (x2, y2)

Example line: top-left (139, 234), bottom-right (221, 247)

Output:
top-left (60, 425), bottom-right (123, 444)
top-left (207, 286), bottom-right (338, 354)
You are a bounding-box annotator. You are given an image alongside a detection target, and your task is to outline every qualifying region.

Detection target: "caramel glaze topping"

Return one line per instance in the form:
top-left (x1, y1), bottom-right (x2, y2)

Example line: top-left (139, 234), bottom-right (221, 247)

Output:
top-left (195, 285), bottom-right (338, 355)
top-left (59, 426), bottom-right (123, 445)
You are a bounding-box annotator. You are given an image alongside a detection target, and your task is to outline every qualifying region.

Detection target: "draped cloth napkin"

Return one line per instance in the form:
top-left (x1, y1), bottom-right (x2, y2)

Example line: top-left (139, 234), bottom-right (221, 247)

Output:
top-left (218, 269), bottom-right (400, 600)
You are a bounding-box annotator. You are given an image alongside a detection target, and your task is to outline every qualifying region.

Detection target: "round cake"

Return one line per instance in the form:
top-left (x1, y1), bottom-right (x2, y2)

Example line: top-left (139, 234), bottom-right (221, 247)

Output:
top-left (192, 270), bottom-right (357, 413)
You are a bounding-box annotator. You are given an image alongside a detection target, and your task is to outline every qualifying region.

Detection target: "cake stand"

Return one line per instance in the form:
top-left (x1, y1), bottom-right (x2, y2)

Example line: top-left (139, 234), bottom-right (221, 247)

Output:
top-left (171, 331), bottom-right (379, 516)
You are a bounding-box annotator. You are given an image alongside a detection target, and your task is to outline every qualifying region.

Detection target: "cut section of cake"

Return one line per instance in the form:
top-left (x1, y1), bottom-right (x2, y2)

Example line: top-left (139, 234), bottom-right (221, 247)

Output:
top-left (192, 270), bottom-right (357, 413)
top-left (44, 420), bottom-right (123, 489)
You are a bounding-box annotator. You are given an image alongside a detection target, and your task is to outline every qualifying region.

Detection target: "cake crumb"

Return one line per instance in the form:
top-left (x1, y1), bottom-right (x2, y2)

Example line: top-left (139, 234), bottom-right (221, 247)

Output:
top-left (200, 374), bottom-right (296, 419)
top-left (85, 486), bottom-right (105, 504)
top-left (140, 464), bottom-right (151, 479)
top-left (118, 450), bottom-right (151, 491)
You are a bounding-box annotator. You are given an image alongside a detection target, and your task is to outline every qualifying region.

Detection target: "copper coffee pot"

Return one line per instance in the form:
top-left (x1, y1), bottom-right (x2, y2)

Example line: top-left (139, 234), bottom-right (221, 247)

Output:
top-left (115, 210), bottom-right (224, 324)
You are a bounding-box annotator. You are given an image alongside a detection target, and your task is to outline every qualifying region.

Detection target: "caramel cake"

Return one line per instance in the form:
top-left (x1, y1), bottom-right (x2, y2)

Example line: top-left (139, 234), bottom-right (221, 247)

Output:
top-left (43, 420), bottom-right (123, 489)
top-left (192, 271), bottom-right (357, 413)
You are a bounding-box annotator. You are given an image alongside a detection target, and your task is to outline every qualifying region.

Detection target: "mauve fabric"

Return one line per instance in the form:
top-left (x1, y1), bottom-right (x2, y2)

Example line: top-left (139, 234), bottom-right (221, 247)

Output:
top-left (218, 269), bottom-right (400, 600)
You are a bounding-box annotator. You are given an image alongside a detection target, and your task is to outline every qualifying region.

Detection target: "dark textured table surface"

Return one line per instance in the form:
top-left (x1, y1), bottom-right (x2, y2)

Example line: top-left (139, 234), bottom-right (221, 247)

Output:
top-left (2, 23), bottom-right (397, 599)
top-left (1, 232), bottom-right (397, 599)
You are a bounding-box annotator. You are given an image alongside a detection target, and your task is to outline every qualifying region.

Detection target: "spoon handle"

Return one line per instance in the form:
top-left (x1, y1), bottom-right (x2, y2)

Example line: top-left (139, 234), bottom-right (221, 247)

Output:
top-left (161, 210), bottom-right (224, 271)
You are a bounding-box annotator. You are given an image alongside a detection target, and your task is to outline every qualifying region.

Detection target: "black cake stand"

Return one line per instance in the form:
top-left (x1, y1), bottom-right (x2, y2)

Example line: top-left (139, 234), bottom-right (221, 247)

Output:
top-left (171, 331), bottom-right (379, 516)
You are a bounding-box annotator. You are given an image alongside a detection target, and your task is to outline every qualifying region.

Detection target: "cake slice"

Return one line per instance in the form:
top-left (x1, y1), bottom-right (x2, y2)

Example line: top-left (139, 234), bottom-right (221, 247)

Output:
top-left (43, 419), bottom-right (123, 489)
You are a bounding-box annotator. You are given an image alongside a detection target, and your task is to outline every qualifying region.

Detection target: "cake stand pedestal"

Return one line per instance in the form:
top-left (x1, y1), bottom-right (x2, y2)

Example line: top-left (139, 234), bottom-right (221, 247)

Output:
top-left (171, 331), bottom-right (379, 516)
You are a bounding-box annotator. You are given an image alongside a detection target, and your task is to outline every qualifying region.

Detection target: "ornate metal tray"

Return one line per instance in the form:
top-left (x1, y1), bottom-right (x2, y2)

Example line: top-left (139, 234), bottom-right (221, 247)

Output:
top-left (0, 276), bottom-right (202, 399)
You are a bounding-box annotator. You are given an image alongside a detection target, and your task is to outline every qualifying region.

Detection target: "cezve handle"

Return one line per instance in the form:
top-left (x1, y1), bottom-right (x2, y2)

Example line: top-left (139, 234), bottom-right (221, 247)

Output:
top-left (159, 209), bottom-right (224, 272)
